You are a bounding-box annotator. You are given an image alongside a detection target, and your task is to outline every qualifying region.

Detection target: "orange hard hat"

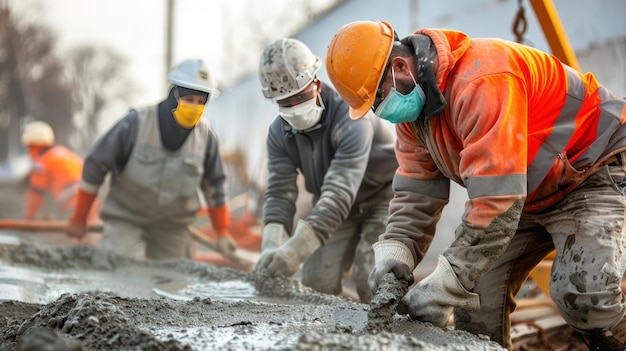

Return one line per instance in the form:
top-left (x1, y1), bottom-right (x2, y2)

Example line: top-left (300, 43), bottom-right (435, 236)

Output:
top-left (326, 20), bottom-right (395, 120)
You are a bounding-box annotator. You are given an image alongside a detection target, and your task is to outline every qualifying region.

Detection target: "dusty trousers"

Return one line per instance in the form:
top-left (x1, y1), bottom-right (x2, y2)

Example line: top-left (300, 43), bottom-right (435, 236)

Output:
top-left (454, 165), bottom-right (626, 350)
top-left (101, 220), bottom-right (193, 260)
top-left (300, 199), bottom-right (389, 304)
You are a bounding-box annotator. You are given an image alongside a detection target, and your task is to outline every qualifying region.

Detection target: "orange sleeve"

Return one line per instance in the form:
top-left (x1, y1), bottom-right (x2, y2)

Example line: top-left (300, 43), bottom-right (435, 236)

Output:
top-left (24, 189), bottom-right (44, 219)
top-left (208, 205), bottom-right (230, 235)
top-left (70, 188), bottom-right (97, 226)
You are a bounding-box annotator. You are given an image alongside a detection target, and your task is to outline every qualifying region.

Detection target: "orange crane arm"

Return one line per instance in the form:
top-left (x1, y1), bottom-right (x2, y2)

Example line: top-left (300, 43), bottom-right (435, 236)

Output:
top-left (529, 0), bottom-right (581, 72)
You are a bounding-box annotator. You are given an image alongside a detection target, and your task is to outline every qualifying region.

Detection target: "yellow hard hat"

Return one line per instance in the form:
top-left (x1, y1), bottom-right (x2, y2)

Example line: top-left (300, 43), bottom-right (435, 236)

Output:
top-left (326, 20), bottom-right (395, 120)
top-left (21, 120), bottom-right (54, 146)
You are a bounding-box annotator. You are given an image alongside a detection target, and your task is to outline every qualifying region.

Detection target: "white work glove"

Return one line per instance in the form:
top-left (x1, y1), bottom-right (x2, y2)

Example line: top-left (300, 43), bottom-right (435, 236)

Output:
top-left (368, 240), bottom-right (416, 293)
top-left (402, 255), bottom-right (480, 327)
top-left (261, 223), bottom-right (289, 253)
top-left (254, 219), bottom-right (321, 278)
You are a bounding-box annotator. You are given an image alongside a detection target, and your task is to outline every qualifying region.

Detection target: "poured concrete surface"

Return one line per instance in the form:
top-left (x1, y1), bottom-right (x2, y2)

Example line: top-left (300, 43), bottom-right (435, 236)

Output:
top-left (0, 241), bottom-right (507, 351)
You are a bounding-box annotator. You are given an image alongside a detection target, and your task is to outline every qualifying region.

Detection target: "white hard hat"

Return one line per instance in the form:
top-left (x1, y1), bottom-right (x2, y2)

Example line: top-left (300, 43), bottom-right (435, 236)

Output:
top-left (22, 120), bottom-right (55, 146)
top-left (259, 38), bottom-right (321, 101)
top-left (168, 59), bottom-right (220, 99)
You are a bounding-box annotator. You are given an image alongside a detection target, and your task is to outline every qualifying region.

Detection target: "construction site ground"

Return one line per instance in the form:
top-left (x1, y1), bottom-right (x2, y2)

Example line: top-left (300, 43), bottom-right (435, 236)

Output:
top-left (0, 227), bottom-right (595, 351)
top-left (0, 182), bottom-right (593, 351)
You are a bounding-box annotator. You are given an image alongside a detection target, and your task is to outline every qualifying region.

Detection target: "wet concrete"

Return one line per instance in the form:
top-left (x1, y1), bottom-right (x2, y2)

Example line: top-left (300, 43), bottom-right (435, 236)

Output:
top-left (0, 241), bottom-right (507, 351)
top-left (366, 272), bottom-right (409, 334)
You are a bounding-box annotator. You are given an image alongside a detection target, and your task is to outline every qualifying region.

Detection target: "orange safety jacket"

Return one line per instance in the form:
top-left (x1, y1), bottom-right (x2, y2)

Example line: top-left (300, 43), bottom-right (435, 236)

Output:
top-left (26, 145), bottom-right (84, 218)
top-left (393, 28), bottom-right (626, 232)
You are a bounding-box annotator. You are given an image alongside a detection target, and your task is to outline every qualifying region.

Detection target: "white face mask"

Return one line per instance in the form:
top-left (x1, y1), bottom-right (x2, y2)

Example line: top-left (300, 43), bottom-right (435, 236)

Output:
top-left (278, 95), bottom-right (324, 130)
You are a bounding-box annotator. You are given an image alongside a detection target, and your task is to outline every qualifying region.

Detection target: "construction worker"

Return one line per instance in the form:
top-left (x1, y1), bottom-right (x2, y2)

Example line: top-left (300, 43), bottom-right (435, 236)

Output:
top-left (65, 59), bottom-right (237, 261)
top-left (326, 21), bottom-right (626, 350)
top-left (21, 120), bottom-right (90, 221)
top-left (253, 38), bottom-right (397, 303)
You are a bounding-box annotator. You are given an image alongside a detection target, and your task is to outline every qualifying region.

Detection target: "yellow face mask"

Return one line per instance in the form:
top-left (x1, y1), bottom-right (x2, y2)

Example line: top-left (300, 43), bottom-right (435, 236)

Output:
top-left (173, 100), bottom-right (205, 128)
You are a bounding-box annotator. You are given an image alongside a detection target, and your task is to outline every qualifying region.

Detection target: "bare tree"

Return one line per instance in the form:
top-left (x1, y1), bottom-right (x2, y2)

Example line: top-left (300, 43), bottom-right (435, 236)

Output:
top-left (65, 45), bottom-right (135, 154)
top-left (0, 0), bottom-right (74, 161)
top-left (219, 0), bottom-right (344, 89)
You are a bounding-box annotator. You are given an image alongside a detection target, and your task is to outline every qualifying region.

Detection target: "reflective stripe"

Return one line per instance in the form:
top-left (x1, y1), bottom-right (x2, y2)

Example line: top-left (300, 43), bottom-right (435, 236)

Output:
top-left (598, 85), bottom-right (613, 102)
top-left (80, 180), bottom-right (100, 194)
top-left (27, 185), bottom-right (46, 195)
top-left (528, 66), bottom-right (585, 192)
top-left (601, 98), bottom-right (626, 124)
top-left (465, 174), bottom-right (526, 199)
top-left (56, 181), bottom-right (79, 204)
top-left (392, 174), bottom-right (450, 199)
top-left (575, 101), bottom-right (623, 167)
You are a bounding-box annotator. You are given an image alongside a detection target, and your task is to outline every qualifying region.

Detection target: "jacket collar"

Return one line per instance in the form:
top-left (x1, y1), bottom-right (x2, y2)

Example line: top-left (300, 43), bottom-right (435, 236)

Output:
top-left (400, 34), bottom-right (447, 121)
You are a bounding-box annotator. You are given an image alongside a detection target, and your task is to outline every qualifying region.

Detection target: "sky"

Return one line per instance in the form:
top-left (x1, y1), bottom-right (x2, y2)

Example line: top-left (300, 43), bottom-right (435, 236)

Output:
top-left (14, 0), bottom-right (338, 109)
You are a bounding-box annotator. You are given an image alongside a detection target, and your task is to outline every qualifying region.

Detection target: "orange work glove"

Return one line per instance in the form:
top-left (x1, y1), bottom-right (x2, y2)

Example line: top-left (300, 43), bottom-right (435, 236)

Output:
top-left (65, 188), bottom-right (97, 239)
top-left (24, 189), bottom-right (45, 219)
top-left (209, 205), bottom-right (237, 256)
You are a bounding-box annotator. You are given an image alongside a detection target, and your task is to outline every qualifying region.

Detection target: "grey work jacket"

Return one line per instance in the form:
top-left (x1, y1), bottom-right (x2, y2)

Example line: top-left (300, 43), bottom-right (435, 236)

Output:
top-left (263, 82), bottom-right (398, 242)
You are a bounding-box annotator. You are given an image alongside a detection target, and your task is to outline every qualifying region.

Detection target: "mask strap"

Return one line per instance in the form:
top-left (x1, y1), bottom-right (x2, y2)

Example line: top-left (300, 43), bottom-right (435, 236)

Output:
top-left (392, 66), bottom-right (419, 89)
top-left (408, 70), bottom-right (418, 86)
top-left (317, 89), bottom-right (325, 110)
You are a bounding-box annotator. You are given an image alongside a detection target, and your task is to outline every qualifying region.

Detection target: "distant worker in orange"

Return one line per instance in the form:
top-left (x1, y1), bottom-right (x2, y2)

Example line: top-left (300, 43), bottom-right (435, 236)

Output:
top-left (21, 120), bottom-right (94, 221)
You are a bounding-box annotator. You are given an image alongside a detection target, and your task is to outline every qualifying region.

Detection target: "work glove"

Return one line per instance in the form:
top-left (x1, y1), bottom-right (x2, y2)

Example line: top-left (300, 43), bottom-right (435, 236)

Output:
top-left (65, 188), bottom-right (97, 239)
top-left (65, 217), bottom-right (86, 239)
top-left (207, 204), bottom-right (238, 258)
top-left (215, 233), bottom-right (238, 258)
top-left (402, 255), bottom-right (480, 327)
top-left (260, 223), bottom-right (289, 253)
top-left (368, 239), bottom-right (416, 294)
top-left (254, 219), bottom-right (321, 278)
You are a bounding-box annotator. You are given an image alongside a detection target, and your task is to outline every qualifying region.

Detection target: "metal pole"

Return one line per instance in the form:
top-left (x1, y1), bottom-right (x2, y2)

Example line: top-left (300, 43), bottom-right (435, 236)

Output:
top-left (165, 0), bottom-right (174, 88)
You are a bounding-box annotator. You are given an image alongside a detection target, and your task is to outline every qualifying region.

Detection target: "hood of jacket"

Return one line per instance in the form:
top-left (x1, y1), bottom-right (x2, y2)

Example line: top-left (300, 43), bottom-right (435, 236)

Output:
top-left (401, 29), bottom-right (471, 120)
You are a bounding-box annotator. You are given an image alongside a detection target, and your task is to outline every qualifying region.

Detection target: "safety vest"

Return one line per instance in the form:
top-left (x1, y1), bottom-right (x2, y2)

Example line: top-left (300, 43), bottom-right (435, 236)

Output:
top-left (28, 145), bottom-right (83, 212)
top-left (101, 106), bottom-right (210, 227)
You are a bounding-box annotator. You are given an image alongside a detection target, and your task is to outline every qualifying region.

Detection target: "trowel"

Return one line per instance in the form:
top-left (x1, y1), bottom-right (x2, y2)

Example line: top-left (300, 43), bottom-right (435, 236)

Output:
top-left (187, 225), bottom-right (255, 270)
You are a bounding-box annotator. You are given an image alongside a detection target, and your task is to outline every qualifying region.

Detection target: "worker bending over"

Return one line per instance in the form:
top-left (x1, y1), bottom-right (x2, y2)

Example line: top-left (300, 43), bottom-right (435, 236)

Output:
top-left (22, 120), bottom-right (97, 222)
top-left (254, 38), bottom-right (397, 303)
top-left (66, 59), bottom-right (237, 261)
top-left (326, 20), bottom-right (626, 350)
